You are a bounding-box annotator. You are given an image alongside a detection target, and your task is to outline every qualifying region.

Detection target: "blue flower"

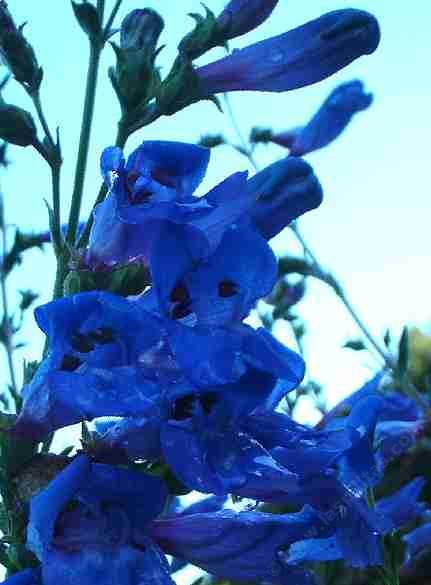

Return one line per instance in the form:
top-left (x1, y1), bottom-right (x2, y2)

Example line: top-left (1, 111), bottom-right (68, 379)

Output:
top-left (271, 80), bottom-right (373, 156)
top-left (150, 505), bottom-right (325, 585)
top-left (195, 10), bottom-right (380, 95)
top-left (147, 225), bottom-right (305, 388)
top-left (217, 0), bottom-right (279, 40)
top-left (88, 141), bottom-right (323, 270)
top-left (27, 455), bottom-right (172, 585)
top-left (13, 292), bottom-right (164, 441)
top-left (88, 141), bottom-right (209, 266)
top-left (245, 156), bottom-right (323, 240)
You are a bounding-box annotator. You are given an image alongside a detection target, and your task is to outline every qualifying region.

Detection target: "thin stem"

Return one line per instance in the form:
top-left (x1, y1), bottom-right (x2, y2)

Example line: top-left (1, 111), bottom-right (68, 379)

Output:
top-left (223, 93), bottom-right (259, 171)
top-left (50, 163), bottom-right (62, 252)
top-left (104, 0), bottom-right (123, 37)
top-left (290, 222), bottom-right (394, 367)
top-left (28, 90), bottom-right (63, 252)
top-left (30, 91), bottom-right (55, 148)
top-left (77, 123), bottom-right (129, 249)
top-left (0, 221), bottom-right (17, 395)
top-left (96, 0), bottom-right (106, 18)
top-left (223, 92), bottom-right (395, 368)
top-left (66, 42), bottom-right (102, 245)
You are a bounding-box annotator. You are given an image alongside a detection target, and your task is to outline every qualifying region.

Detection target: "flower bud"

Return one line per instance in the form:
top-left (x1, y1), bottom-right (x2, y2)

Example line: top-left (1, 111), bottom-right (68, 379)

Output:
top-left (271, 80), bottom-right (373, 155)
top-left (0, 1), bottom-right (42, 91)
top-left (120, 8), bottom-right (164, 52)
top-left (217, 0), bottom-right (279, 40)
top-left (110, 8), bottom-right (164, 111)
top-left (0, 102), bottom-right (37, 146)
top-left (196, 9), bottom-right (380, 95)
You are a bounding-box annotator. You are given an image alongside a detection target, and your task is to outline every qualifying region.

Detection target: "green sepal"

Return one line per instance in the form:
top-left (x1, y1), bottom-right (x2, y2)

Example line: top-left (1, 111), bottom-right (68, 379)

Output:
top-left (141, 460), bottom-right (191, 496)
top-left (250, 126), bottom-right (274, 144)
top-left (178, 4), bottom-right (225, 60)
top-left (343, 339), bottom-right (366, 351)
top-left (64, 262), bottom-right (151, 297)
top-left (198, 133), bottom-right (225, 148)
top-left (156, 57), bottom-right (209, 116)
top-left (109, 41), bottom-right (162, 113)
top-left (71, 1), bottom-right (102, 42)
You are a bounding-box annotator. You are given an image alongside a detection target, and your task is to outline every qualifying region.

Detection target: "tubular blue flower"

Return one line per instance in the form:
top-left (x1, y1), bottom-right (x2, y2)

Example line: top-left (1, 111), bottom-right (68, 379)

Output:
top-left (375, 419), bottom-right (426, 469)
top-left (13, 291), bottom-right (165, 441)
top-left (217, 0), bottom-right (279, 40)
top-left (27, 455), bottom-right (172, 585)
top-left (88, 141), bottom-right (210, 266)
top-left (318, 373), bottom-right (424, 429)
top-left (195, 10), bottom-right (380, 95)
top-left (88, 141), bottom-right (323, 271)
top-left (271, 80), bottom-right (373, 155)
top-left (245, 156), bottom-right (323, 240)
top-left (150, 506), bottom-right (325, 585)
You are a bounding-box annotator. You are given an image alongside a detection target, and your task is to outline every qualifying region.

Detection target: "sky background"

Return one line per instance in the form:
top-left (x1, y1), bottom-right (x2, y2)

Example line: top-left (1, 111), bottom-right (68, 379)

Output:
top-left (1, 0), bottom-right (431, 422)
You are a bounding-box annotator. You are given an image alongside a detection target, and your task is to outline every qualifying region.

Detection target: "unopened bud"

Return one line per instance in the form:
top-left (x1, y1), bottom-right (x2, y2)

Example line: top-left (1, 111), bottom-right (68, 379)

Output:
top-left (121, 8), bottom-right (163, 53)
top-left (111, 8), bottom-right (164, 112)
top-left (0, 103), bottom-right (37, 146)
top-left (0, 1), bottom-right (42, 91)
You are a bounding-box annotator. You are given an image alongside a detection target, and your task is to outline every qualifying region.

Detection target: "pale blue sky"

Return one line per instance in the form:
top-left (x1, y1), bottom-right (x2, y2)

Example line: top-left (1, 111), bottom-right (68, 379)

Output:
top-left (1, 1), bottom-right (431, 418)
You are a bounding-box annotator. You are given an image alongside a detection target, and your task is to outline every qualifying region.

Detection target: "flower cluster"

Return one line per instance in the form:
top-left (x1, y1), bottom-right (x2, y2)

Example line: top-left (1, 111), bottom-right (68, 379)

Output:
top-left (3, 2), bottom-right (431, 585)
top-left (7, 136), bottom-right (431, 583)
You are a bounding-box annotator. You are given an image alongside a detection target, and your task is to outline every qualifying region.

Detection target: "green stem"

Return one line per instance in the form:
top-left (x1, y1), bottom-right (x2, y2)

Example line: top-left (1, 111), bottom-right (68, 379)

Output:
top-left (290, 222), bottom-right (394, 368)
top-left (77, 123), bottom-right (129, 249)
top-left (31, 91), bottom-right (55, 148)
top-left (66, 42), bottom-right (102, 246)
top-left (103, 0), bottom-right (123, 38)
top-left (96, 0), bottom-right (106, 18)
top-left (28, 91), bottom-right (63, 251)
top-left (0, 221), bottom-right (17, 395)
top-left (50, 163), bottom-right (62, 253)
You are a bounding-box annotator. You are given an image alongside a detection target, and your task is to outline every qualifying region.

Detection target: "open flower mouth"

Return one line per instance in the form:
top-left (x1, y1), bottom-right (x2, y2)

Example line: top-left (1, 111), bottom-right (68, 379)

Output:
top-left (171, 392), bottom-right (219, 421)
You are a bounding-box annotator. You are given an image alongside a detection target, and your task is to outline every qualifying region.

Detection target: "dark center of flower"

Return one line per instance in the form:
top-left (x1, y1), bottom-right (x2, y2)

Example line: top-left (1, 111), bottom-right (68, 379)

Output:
top-left (171, 301), bottom-right (193, 320)
top-left (171, 392), bottom-right (219, 420)
top-left (170, 282), bottom-right (190, 303)
top-left (60, 354), bottom-right (83, 372)
top-left (88, 327), bottom-right (115, 344)
top-left (218, 280), bottom-right (238, 298)
top-left (150, 167), bottom-right (177, 188)
top-left (70, 328), bottom-right (115, 354)
top-left (70, 333), bottom-right (95, 353)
